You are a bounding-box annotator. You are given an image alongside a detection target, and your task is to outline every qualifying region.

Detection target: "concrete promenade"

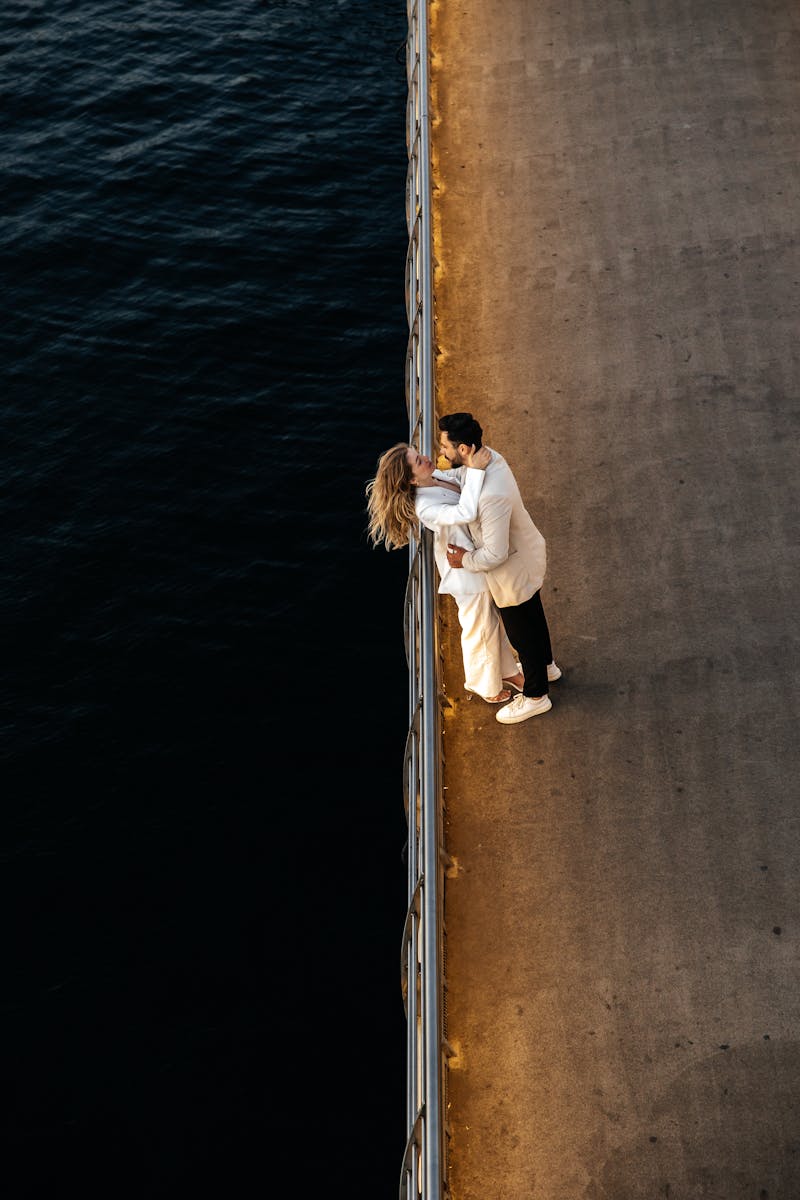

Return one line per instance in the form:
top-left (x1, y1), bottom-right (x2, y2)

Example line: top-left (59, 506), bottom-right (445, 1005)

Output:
top-left (428, 2), bottom-right (800, 1197)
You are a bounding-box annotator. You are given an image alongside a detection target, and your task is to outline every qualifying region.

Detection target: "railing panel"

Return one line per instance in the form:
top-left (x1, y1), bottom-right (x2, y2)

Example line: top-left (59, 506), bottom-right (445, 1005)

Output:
top-left (399, 2), bottom-right (449, 1199)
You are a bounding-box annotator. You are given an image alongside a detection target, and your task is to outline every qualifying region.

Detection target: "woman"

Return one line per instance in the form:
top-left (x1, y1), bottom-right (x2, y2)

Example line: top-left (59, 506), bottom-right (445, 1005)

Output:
top-left (366, 441), bottom-right (524, 703)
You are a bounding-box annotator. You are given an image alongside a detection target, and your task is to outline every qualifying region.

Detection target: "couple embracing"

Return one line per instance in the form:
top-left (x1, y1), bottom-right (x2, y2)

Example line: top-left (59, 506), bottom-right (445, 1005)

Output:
top-left (367, 411), bottom-right (560, 725)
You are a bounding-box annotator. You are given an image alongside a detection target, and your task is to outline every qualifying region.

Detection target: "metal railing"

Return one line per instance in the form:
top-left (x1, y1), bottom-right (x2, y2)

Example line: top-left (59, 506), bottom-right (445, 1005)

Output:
top-left (399, 3), bottom-right (450, 1199)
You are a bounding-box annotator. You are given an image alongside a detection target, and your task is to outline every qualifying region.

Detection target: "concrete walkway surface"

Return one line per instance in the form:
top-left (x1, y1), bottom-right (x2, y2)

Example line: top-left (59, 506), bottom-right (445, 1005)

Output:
top-left (429, 2), bottom-right (800, 1196)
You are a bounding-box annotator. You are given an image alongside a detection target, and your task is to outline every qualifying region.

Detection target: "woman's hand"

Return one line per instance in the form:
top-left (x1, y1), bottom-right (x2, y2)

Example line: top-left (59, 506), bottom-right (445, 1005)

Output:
top-left (464, 444), bottom-right (491, 470)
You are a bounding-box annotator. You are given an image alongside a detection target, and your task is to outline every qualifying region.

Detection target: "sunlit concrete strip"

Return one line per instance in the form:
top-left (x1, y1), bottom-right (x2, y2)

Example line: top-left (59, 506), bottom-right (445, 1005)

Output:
top-left (429, 1), bottom-right (800, 1196)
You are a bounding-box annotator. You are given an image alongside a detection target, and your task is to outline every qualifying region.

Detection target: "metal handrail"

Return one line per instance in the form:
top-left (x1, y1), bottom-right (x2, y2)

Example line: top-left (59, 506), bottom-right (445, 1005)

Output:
top-left (399, 2), bottom-right (449, 1199)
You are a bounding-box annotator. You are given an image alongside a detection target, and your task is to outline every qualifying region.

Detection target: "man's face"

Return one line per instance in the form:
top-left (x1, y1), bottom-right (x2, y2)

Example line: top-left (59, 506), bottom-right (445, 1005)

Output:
top-left (438, 431), bottom-right (463, 466)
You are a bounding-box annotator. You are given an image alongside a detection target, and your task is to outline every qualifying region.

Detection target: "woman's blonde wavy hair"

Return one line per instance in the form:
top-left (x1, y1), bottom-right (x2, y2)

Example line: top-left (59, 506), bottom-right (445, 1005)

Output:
top-left (365, 441), bottom-right (420, 551)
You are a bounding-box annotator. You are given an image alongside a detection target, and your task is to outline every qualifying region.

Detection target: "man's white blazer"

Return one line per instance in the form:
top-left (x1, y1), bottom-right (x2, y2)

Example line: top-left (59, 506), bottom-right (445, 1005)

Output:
top-left (438, 448), bottom-right (547, 608)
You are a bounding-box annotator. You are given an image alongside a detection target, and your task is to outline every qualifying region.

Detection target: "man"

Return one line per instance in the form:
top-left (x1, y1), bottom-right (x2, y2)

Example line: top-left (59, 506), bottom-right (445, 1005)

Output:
top-left (438, 411), bottom-right (561, 724)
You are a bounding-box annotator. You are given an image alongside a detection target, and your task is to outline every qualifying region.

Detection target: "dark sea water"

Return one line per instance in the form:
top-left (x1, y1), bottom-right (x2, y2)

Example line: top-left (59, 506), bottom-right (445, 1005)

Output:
top-left (3, 2), bottom-right (411, 1193)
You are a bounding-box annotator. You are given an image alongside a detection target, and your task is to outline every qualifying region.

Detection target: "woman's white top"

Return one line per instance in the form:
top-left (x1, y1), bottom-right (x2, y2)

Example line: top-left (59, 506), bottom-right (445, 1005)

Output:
top-left (413, 467), bottom-right (488, 597)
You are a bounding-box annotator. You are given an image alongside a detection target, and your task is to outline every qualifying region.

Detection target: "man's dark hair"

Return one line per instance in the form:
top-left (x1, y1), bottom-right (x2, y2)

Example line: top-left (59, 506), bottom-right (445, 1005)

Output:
top-left (438, 412), bottom-right (483, 449)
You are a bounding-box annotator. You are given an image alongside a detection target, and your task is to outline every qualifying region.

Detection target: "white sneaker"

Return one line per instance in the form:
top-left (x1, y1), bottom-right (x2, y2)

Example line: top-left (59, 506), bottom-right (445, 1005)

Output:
top-left (496, 693), bottom-right (552, 724)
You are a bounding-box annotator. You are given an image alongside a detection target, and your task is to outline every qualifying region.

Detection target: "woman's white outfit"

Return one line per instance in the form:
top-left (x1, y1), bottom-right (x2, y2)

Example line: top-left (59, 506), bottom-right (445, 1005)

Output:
top-left (414, 468), bottom-right (518, 701)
